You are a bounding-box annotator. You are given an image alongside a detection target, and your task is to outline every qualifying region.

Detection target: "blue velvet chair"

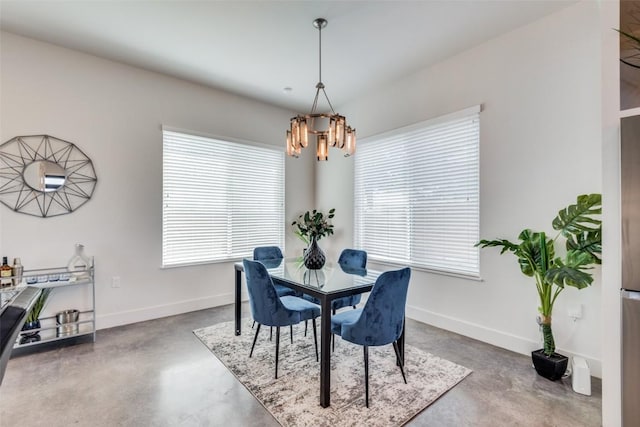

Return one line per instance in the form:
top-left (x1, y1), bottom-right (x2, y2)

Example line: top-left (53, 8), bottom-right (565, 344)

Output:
top-left (334, 249), bottom-right (368, 309)
top-left (243, 259), bottom-right (320, 379)
top-left (253, 246), bottom-right (296, 298)
top-left (303, 249), bottom-right (367, 340)
top-left (331, 267), bottom-right (411, 407)
top-left (252, 246), bottom-right (298, 337)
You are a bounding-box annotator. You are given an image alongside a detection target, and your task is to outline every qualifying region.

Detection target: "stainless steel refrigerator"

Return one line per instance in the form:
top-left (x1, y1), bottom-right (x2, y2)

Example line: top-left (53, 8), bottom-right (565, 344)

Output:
top-left (621, 114), bottom-right (640, 426)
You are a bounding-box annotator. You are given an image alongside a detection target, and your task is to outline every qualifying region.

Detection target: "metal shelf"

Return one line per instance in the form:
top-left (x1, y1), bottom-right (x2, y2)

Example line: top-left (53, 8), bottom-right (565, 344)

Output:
top-left (16, 329), bottom-right (95, 348)
top-left (31, 278), bottom-right (93, 289)
top-left (12, 261), bottom-right (96, 351)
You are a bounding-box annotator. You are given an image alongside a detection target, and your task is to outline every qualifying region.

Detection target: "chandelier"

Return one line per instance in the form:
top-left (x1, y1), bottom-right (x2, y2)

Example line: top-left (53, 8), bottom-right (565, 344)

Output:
top-left (286, 18), bottom-right (356, 161)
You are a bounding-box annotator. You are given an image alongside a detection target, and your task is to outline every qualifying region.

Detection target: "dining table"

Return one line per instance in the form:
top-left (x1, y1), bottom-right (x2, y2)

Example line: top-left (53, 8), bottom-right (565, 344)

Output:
top-left (233, 257), bottom-right (404, 408)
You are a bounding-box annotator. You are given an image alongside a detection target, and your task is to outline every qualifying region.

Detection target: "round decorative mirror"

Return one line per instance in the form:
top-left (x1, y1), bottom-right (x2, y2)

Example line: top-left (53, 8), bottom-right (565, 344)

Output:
top-left (0, 135), bottom-right (98, 217)
top-left (23, 160), bottom-right (67, 192)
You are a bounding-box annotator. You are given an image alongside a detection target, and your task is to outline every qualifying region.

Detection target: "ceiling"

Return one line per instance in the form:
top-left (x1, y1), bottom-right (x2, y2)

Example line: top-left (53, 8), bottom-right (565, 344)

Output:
top-left (0, 1), bottom-right (577, 112)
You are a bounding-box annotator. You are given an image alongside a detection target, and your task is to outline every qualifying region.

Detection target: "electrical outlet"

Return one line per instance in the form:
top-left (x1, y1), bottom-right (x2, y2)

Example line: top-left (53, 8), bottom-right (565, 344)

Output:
top-left (112, 276), bottom-right (121, 288)
top-left (568, 303), bottom-right (583, 320)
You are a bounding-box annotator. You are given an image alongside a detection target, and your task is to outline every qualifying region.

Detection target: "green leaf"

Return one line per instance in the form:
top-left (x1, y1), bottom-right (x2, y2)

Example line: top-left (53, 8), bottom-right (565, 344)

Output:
top-left (475, 238), bottom-right (519, 254)
top-left (516, 231), bottom-right (553, 277)
top-left (566, 230), bottom-right (602, 264)
top-left (26, 288), bottom-right (51, 323)
top-left (546, 251), bottom-right (595, 289)
top-left (545, 265), bottom-right (593, 290)
top-left (552, 194), bottom-right (601, 236)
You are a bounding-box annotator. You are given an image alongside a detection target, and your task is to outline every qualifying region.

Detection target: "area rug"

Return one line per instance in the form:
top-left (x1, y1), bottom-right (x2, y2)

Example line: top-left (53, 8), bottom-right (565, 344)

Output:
top-left (194, 320), bottom-right (471, 427)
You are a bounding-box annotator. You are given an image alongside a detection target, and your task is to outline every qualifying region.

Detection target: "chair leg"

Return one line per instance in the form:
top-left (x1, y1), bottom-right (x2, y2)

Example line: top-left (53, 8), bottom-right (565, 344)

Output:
top-left (392, 341), bottom-right (407, 384)
top-left (304, 320), bottom-right (308, 337)
top-left (252, 320), bottom-right (256, 329)
top-left (275, 326), bottom-right (280, 379)
top-left (353, 305), bottom-right (356, 309)
top-left (312, 318), bottom-right (318, 362)
top-left (270, 326), bottom-right (273, 341)
top-left (290, 325), bottom-right (293, 344)
top-left (364, 345), bottom-right (369, 408)
top-left (249, 323), bottom-right (261, 358)
top-left (332, 333), bottom-right (335, 352)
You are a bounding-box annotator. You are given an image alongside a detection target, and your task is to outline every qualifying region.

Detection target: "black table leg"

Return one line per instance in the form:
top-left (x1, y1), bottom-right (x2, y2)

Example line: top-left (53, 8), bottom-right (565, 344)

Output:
top-left (320, 295), bottom-right (332, 408)
top-left (235, 266), bottom-right (242, 336)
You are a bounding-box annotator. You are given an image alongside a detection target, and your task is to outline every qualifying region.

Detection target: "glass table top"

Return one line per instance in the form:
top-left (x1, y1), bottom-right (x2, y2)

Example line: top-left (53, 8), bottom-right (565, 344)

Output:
top-left (259, 257), bottom-right (381, 295)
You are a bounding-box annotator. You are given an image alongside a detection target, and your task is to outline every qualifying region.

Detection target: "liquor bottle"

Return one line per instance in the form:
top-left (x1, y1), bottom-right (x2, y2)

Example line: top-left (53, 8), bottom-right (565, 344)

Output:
top-left (0, 257), bottom-right (12, 287)
top-left (12, 258), bottom-right (23, 286)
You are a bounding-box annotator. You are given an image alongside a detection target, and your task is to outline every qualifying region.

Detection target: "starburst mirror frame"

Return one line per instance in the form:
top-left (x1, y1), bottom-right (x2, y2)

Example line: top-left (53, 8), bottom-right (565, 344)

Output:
top-left (0, 135), bottom-right (98, 218)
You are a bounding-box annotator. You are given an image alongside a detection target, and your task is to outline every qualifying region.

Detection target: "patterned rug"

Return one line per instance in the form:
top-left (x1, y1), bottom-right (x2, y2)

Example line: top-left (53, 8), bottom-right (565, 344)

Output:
top-left (194, 320), bottom-right (471, 427)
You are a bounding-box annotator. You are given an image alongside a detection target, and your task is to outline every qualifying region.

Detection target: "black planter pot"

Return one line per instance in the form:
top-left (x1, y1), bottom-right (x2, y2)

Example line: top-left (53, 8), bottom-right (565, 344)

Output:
top-left (20, 320), bottom-right (42, 344)
top-left (531, 349), bottom-right (568, 381)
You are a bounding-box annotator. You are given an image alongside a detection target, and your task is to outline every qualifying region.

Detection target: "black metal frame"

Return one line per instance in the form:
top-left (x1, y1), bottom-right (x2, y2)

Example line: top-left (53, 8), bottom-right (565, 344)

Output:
top-left (233, 261), bottom-right (405, 408)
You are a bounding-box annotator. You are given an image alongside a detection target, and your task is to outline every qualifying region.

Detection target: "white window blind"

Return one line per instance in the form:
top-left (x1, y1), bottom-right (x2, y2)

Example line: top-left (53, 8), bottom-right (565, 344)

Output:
top-left (162, 130), bottom-right (285, 267)
top-left (354, 106), bottom-right (480, 278)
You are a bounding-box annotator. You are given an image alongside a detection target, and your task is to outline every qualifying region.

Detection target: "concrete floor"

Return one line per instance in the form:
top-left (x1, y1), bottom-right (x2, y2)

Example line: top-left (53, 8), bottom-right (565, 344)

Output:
top-left (0, 303), bottom-right (601, 426)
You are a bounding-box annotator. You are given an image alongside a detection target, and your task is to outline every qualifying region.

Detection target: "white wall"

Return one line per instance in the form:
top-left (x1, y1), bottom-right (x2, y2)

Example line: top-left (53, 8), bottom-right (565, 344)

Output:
top-left (0, 32), bottom-right (314, 329)
top-left (601, 0), bottom-right (622, 425)
top-left (321, 1), bottom-right (604, 376)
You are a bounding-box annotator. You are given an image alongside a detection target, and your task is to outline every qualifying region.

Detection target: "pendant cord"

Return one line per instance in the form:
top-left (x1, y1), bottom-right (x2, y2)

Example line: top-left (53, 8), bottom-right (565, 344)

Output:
top-left (318, 24), bottom-right (322, 84)
top-left (306, 18), bottom-right (337, 115)
top-left (311, 21), bottom-right (335, 114)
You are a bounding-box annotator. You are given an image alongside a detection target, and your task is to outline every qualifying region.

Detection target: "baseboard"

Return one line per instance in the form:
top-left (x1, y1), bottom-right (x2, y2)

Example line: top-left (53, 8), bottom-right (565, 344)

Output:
top-left (405, 304), bottom-right (602, 378)
top-left (97, 293), bottom-right (234, 330)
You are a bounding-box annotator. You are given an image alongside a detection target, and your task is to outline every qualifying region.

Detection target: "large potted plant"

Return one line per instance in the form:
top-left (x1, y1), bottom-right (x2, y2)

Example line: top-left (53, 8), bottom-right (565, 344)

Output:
top-left (292, 208), bottom-right (335, 269)
top-left (476, 194), bottom-right (601, 380)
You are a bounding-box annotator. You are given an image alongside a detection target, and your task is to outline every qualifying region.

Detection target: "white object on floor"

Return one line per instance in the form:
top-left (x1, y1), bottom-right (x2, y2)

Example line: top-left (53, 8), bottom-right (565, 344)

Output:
top-left (571, 356), bottom-right (591, 396)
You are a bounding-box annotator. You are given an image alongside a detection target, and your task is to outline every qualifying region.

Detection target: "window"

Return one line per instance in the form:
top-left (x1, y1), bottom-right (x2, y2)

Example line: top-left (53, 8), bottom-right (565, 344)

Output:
top-left (354, 106), bottom-right (480, 278)
top-left (162, 129), bottom-right (284, 267)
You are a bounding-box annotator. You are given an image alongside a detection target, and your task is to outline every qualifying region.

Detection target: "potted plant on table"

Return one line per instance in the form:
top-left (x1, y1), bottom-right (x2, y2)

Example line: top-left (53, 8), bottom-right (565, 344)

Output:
top-left (292, 208), bottom-right (335, 270)
top-left (476, 194), bottom-right (601, 380)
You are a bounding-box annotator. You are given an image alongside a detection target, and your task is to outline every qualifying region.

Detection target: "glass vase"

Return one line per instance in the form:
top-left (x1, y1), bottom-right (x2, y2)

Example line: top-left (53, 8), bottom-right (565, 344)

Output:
top-left (303, 236), bottom-right (326, 270)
